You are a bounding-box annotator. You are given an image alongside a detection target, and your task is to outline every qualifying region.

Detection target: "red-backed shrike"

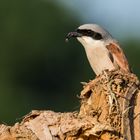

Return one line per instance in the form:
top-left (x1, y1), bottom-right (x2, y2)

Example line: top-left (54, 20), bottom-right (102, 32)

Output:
top-left (66, 24), bottom-right (130, 75)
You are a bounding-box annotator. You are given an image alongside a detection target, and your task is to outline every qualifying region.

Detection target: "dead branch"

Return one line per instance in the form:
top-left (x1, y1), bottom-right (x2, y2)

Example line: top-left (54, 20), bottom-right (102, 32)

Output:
top-left (0, 70), bottom-right (140, 140)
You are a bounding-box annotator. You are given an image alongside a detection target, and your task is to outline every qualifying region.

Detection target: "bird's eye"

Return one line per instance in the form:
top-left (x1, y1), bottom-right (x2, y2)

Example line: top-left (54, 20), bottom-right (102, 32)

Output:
top-left (87, 30), bottom-right (93, 36)
top-left (93, 32), bottom-right (103, 40)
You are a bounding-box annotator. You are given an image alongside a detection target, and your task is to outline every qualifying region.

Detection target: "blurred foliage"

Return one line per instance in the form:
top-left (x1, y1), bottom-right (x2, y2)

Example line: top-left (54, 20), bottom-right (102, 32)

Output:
top-left (0, 0), bottom-right (94, 124)
top-left (0, 0), bottom-right (140, 125)
top-left (123, 39), bottom-right (140, 77)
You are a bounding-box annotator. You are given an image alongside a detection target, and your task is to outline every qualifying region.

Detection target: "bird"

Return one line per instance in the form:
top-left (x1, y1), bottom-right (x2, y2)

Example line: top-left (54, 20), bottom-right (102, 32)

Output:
top-left (66, 24), bottom-right (130, 75)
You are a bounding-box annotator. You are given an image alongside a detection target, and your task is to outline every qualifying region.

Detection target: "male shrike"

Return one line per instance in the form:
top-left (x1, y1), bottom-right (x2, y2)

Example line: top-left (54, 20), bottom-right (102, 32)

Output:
top-left (66, 24), bottom-right (130, 75)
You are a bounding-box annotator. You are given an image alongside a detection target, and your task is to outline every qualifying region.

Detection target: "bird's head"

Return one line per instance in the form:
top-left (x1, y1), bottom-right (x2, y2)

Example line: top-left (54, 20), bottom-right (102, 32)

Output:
top-left (66, 24), bottom-right (114, 48)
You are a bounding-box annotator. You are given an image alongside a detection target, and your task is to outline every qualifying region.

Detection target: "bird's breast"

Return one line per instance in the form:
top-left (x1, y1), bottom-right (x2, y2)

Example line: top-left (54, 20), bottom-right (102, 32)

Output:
top-left (77, 37), bottom-right (115, 75)
top-left (84, 44), bottom-right (115, 75)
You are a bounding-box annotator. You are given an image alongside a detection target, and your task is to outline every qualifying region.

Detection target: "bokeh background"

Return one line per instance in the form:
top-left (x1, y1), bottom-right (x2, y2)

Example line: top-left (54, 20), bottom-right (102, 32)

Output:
top-left (0, 0), bottom-right (140, 124)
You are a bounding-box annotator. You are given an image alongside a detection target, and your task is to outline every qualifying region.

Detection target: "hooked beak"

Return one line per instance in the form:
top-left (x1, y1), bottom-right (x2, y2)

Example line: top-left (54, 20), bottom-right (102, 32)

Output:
top-left (65, 32), bottom-right (82, 42)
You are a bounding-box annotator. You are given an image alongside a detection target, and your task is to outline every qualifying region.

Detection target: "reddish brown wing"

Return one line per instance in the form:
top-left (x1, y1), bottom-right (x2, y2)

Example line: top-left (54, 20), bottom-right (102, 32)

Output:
top-left (106, 43), bottom-right (130, 72)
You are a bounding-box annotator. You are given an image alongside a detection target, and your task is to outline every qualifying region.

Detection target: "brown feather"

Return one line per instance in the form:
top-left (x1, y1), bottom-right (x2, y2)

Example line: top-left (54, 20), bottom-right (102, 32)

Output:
top-left (106, 43), bottom-right (130, 72)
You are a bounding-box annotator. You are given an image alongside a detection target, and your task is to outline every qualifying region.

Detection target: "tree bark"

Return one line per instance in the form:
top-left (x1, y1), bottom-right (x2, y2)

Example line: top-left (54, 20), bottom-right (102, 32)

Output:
top-left (0, 70), bottom-right (140, 140)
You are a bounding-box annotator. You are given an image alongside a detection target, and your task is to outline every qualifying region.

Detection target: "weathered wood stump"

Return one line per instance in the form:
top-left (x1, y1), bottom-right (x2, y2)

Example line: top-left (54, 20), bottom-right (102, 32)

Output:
top-left (0, 70), bottom-right (140, 140)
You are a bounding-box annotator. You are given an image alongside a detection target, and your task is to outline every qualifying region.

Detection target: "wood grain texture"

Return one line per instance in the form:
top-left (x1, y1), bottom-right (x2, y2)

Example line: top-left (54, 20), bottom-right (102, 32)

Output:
top-left (0, 70), bottom-right (139, 140)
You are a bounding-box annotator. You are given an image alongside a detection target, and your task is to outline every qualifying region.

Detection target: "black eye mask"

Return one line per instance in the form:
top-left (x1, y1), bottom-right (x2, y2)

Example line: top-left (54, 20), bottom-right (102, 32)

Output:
top-left (65, 29), bottom-right (103, 42)
top-left (76, 29), bottom-right (103, 40)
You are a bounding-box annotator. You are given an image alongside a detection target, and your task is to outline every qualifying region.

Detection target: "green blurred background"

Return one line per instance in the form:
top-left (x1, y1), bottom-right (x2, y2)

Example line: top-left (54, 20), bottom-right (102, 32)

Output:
top-left (0, 0), bottom-right (140, 124)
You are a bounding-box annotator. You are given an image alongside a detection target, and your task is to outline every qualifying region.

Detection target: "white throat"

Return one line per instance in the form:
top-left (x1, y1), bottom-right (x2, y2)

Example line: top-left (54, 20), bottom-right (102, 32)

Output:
top-left (77, 36), bottom-right (104, 49)
top-left (77, 36), bottom-right (115, 75)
